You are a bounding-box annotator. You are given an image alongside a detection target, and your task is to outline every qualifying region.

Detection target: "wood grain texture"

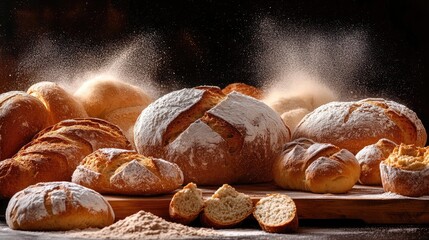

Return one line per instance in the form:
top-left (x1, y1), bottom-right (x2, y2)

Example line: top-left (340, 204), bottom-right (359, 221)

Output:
top-left (104, 184), bottom-right (429, 224)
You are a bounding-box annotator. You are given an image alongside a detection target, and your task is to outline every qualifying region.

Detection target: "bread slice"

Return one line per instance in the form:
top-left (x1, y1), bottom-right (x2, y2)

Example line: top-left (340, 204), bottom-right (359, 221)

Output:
top-left (201, 184), bottom-right (253, 228)
top-left (169, 182), bottom-right (204, 225)
top-left (253, 194), bottom-right (298, 233)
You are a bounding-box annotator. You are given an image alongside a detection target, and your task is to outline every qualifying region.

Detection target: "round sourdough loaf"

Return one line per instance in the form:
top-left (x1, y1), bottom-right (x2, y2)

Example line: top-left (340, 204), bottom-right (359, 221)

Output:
top-left (273, 138), bottom-right (360, 193)
top-left (0, 91), bottom-right (50, 161)
top-left (6, 181), bottom-right (114, 231)
top-left (380, 143), bottom-right (429, 197)
top-left (134, 86), bottom-right (291, 185)
top-left (292, 98), bottom-right (427, 154)
top-left (27, 81), bottom-right (88, 125)
top-left (72, 148), bottom-right (184, 195)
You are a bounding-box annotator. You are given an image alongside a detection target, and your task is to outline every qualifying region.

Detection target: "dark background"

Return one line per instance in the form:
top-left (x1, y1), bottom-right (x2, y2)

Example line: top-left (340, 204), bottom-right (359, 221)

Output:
top-left (0, 0), bottom-right (428, 128)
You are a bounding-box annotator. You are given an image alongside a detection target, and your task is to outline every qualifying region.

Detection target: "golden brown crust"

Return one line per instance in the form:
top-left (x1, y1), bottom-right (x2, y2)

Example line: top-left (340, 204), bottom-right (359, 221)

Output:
top-left (0, 118), bottom-right (131, 198)
top-left (27, 81), bottom-right (88, 125)
top-left (222, 83), bottom-right (264, 100)
top-left (0, 91), bottom-right (50, 161)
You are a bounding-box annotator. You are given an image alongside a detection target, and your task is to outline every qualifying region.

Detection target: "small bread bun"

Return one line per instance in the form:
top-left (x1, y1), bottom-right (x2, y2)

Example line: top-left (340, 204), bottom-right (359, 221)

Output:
top-left (253, 194), bottom-right (298, 233)
top-left (222, 82), bottom-right (264, 99)
top-left (293, 98), bottom-right (427, 154)
top-left (0, 91), bottom-right (50, 161)
top-left (6, 181), bottom-right (114, 231)
top-left (273, 138), bottom-right (360, 193)
top-left (356, 138), bottom-right (397, 185)
top-left (27, 81), bottom-right (88, 125)
top-left (380, 144), bottom-right (429, 197)
top-left (72, 148), bottom-right (184, 195)
top-left (169, 182), bottom-right (204, 225)
top-left (201, 184), bottom-right (253, 229)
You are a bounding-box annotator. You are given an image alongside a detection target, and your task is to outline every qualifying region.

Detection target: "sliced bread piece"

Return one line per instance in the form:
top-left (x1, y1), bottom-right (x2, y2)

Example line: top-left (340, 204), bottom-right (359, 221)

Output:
top-left (169, 182), bottom-right (204, 224)
top-left (201, 184), bottom-right (253, 228)
top-left (253, 194), bottom-right (299, 233)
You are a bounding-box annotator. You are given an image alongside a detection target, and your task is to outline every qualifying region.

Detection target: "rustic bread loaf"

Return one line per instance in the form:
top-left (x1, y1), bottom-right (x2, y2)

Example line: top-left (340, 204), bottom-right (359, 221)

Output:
top-left (0, 118), bottom-right (131, 198)
top-left (293, 98), bottom-right (427, 154)
top-left (222, 82), bottom-right (264, 100)
top-left (253, 194), bottom-right (298, 233)
top-left (74, 78), bottom-right (152, 145)
top-left (201, 184), bottom-right (253, 228)
top-left (72, 148), bottom-right (184, 195)
top-left (0, 91), bottom-right (50, 161)
top-left (27, 81), bottom-right (88, 125)
top-left (134, 86), bottom-right (290, 185)
top-left (356, 138), bottom-right (397, 185)
top-left (169, 182), bottom-right (204, 225)
top-left (6, 181), bottom-right (115, 230)
top-left (380, 144), bottom-right (429, 197)
top-left (273, 138), bottom-right (360, 193)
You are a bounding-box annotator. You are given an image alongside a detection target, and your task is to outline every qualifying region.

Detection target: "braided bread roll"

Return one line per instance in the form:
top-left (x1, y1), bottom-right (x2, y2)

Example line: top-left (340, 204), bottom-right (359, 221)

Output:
top-left (0, 118), bottom-right (131, 198)
top-left (273, 138), bottom-right (360, 193)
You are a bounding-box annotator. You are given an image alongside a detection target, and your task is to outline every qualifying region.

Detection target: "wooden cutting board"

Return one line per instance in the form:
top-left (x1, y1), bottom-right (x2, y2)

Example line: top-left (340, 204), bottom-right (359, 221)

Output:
top-left (104, 184), bottom-right (429, 224)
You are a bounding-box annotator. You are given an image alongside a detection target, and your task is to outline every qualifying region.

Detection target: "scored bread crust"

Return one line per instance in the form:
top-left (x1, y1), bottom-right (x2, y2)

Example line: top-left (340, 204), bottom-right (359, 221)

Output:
top-left (253, 194), bottom-right (298, 233)
top-left (273, 138), bottom-right (360, 193)
top-left (134, 86), bottom-right (290, 185)
top-left (27, 81), bottom-right (88, 125)
top-left (222, 82), bottom-right (264, 100)
top-left (169, 182), bottom-right (204, 225)
top-left (292, 98), bottom-right (427, 154)
top-left (0, 91), bottom-right (50, 161)
top-left (0, 118), bottom-right (131, 198)
top-left (72, 148), bottom-right (184, 195)
top-left (6, 181), bottom-right (114, 230)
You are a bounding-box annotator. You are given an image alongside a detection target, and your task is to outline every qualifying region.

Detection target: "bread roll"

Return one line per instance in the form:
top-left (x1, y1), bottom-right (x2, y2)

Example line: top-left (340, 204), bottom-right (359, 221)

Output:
top-left (380, 144), bottom-right (429, 197)
top-left (74, 78), bottom-right (152, 144)
top-left (0, 91), bottom-right (50, 161)
top-left (6, 181), bottom-right (114, 230)
top-left (253, 194), bottom-right (298, 233)
top-left (72, 148), bottom-right (184, 195)
top-left (356, 138), bottom-right (397, 185)
top-left (273, 138), bottom-right (360, 193)
top-left (27, 81), bottom-right (88, 125)
top-left (169, 182), bottom-right (204, 225)
top-left (293, 98), bottom-right (427, 154)
top-left (134, 86), bottom-right (290, 185)
top-left (222, 82), bottom-right (264, 100)
top-left (0, 118), bottom-right (131, 198)
top-left (201, 184), bottom-right (253, 228)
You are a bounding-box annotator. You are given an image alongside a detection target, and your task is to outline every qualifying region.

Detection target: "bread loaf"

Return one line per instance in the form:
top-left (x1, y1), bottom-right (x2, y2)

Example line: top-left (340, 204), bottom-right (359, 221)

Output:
top-left (6, 181), bottom-right (115, 230)
top-left (200, 184), bottom-right (253, 228)
top-left (253, 194), bottom-right (298, 233)
top-left (222, 82), bottom-right (264, 100)
top-left (356, 138), bottom-right (397, 185)
top-left (169, 182), bottom-right (204, 225)
top-left (380, 144), bottom-right (429, 197)
top-left (293, 98), bottom-right (427, 154)
top-left (0, 91), bottom-right (50, 161)
top-left (134, 86), bottom-right (290, 185)
top-left (273, 138), bottom-right (360, 193)
top-left (27, 81), bottom-right (88, 125)
top-left (72, 148), bottom-right (183, 195)
top-left (0, 118), bottom-right (131, 198)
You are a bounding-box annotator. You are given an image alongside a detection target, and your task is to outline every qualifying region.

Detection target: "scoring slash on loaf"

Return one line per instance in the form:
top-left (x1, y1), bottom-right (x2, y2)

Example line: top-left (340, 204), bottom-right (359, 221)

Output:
top-left (134, 86), bottom-right (291, 185)
top-left (6, 181), bottom-right (114, 231)
top-left (0, 118), bottom-right (131, 198)
top-left (380, 143), bottom-right (429, 197)
top-left (27, 81), bottom-right (88, 125)
top-left (273, 138), bottom-right (360, 194)
top-left (201, 184), bottom-right (253, 228)
top-left (292, 98), bottom-right (427, 154)
top-left (72, 148), bottom-right (184, 195)
top-left (356, 138), bottom-right (397, 185)
top-left (253, 194), bottom-right (298, 233)
top-left (0, 91), bottom-right (50, 161)
top-left (169, 182), bottom-right (204, 225)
